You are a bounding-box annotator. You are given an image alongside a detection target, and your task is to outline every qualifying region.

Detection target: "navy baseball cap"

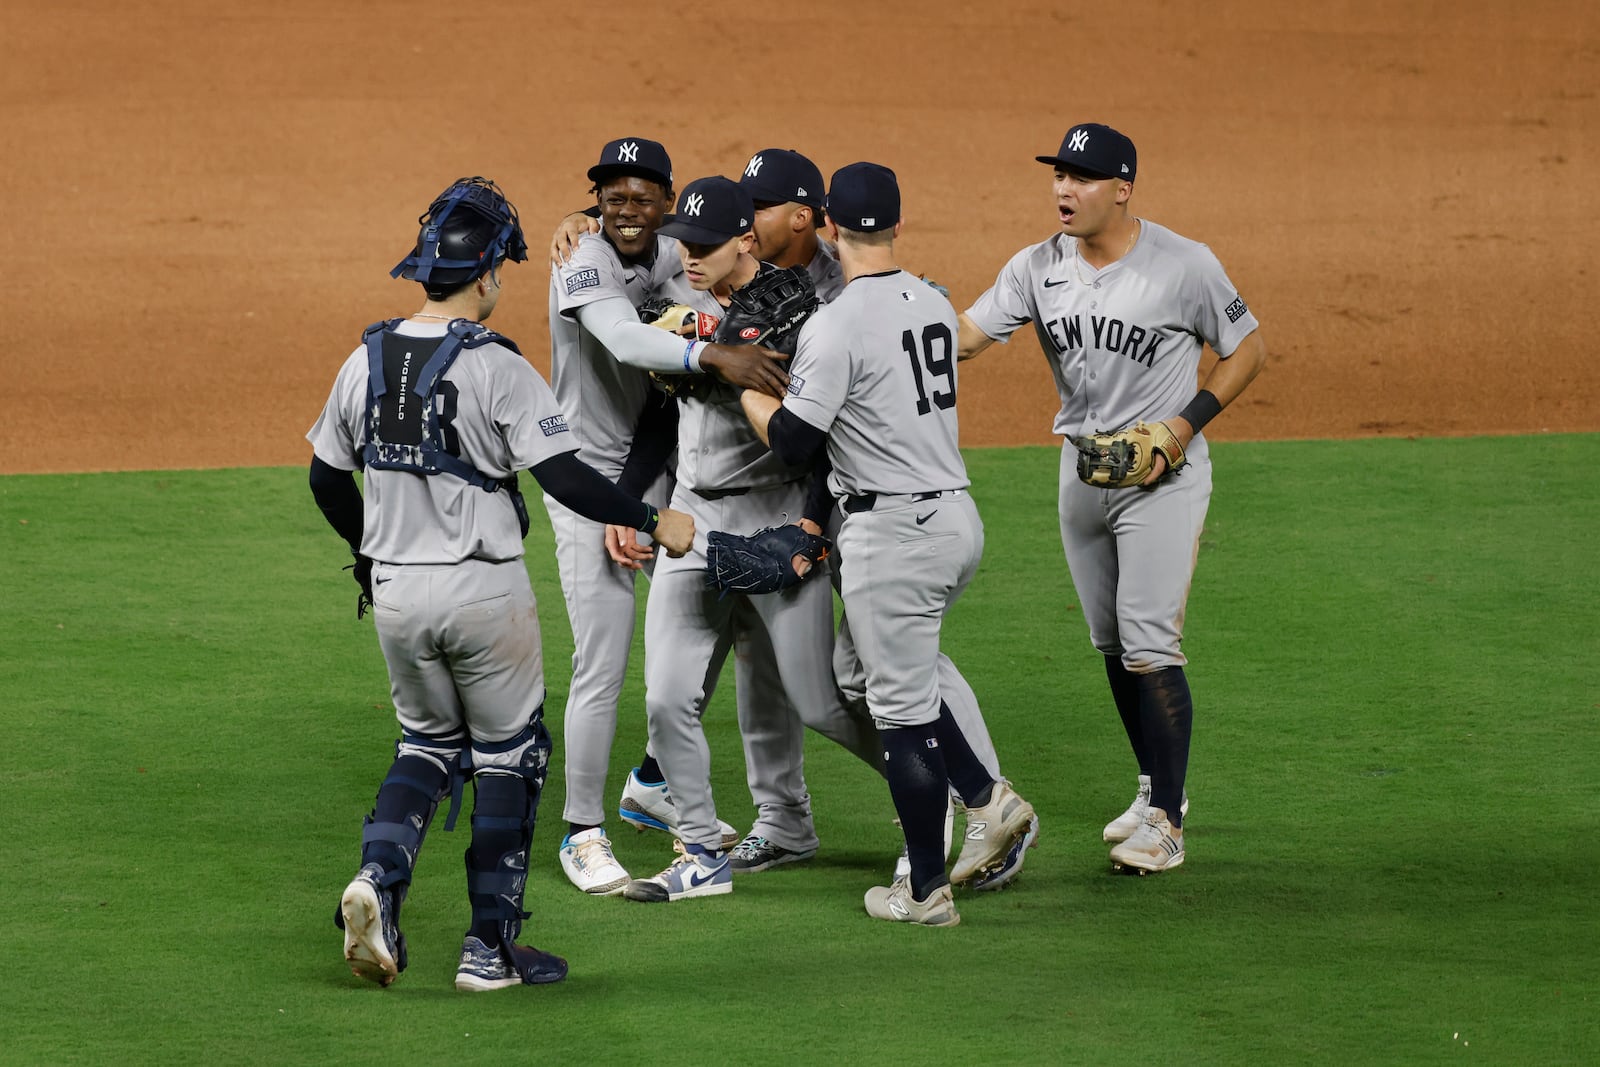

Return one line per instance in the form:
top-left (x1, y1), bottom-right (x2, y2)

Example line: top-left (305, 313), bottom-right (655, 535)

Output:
top-left (656, 176), bottom-right (754, 244)
top-left (825, 162), bottom-right (899, 232)
top-left (739, 148), bottom-right (825, 209)
top-left (1037, 123), bottom-right (1137, 181)
top-left (587, 137), bottom-right (673, 189)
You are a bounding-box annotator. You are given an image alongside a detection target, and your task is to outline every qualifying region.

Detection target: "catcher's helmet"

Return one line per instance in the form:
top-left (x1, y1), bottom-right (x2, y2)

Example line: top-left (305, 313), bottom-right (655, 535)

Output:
top-left (391, 177), bottom-right (528, 295)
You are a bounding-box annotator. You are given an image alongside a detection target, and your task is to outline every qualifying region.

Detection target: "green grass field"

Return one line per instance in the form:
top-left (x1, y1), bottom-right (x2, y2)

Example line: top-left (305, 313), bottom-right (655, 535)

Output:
top-left (2, 436), bottom-right (1595, 1065)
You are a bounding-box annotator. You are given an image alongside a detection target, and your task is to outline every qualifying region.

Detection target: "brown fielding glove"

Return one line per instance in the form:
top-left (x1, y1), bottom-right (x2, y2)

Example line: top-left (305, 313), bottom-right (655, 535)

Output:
top-left (638, 298), bottom-right (719, 399)
top-left (1073, 421), bottom-right (1188, 488)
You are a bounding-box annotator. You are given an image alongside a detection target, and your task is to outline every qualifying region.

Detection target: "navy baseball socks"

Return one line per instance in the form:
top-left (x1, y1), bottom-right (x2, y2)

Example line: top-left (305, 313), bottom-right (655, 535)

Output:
top-left (1105, 654), bottom-right (1154, 775)
top-left (1135, 666), bottom-right (1193, 829)
top-left (878, 722), bottom-right (952, 904)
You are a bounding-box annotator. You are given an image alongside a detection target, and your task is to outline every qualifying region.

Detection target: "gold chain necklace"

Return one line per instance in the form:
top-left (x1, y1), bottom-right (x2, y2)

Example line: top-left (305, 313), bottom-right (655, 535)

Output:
top-left (1073, 219), bottom-right (1140, 284)
top-left (412, 312), bottom-right (454, 321)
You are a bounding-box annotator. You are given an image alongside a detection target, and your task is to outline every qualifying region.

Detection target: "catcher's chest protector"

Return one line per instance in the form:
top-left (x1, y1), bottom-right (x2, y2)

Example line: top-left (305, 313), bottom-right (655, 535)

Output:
top-left (360, 318), bottom-right (530, 531)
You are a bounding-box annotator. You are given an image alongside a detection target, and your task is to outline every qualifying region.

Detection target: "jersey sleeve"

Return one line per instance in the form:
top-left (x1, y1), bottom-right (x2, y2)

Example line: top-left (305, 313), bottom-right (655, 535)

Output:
top-left (490, 349), bottom-right (582, 470)
top-left (779, 310), bottom-right (849, 433)
top-left (963, 245), bottom-right (1039, 342)
top-left (304, 348), bottom-right (367, 471)
top-left (553, 233), bottom-right (630, 319)
top-left (1185, 243), bottom-right (1260, 358)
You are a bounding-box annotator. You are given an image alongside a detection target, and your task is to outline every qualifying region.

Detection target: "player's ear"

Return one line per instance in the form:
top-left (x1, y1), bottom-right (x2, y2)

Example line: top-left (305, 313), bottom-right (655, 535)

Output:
top-left (792, 206), bottom-right (811, 234)
top-left (737, 231), bottom-right (756, 254)
top-left (1116, 180), bottom-right (1134, 204)
top-left (892, 219), bottom-right (904, 239)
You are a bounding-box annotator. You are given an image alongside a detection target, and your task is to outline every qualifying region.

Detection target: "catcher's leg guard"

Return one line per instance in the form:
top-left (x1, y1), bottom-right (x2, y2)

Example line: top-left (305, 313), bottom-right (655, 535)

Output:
top-left (465, 716), bottom-right (552, 948)
top-left (1135, 666), bottom-right (1193, 828)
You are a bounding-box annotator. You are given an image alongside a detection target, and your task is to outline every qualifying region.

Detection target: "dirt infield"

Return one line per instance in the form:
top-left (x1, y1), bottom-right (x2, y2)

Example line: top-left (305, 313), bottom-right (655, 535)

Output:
top-left (5, 2), bottom-right (1595, 474)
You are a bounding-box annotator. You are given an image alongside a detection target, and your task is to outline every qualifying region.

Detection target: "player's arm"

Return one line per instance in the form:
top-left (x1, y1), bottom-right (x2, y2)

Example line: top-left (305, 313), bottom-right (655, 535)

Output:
top-left (957, 312), bottom-right (999, 362)
top-left (741, 390), bottom-right (827, 468)
top-left (529, 451), bottom-right (693, 556)
top-left (615, 388), bottom-right (679, 500)
top-left (308, 456), bottom-right (363, 552)
top-left (1142, 329), bottom-right (1268, 487)
top-left (548, 207), bottom-right (602, 268)
top-left (576, 298), bottom-right (790, 396)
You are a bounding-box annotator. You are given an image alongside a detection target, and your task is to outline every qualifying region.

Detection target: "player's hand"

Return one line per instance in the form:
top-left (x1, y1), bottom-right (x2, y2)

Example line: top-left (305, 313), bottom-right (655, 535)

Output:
top-left (791, 520), bottom-right (824, 577)
top-left (549, 211), bottom-right (602, 268)
top-left (1140, 417), bottom-right (1195, 488)
top-left (652, 508), bottom-right (695, 558)
top-left (605, 525), bottom-right (653, 570)
top-left (699, 342), bottom-right (791, 397)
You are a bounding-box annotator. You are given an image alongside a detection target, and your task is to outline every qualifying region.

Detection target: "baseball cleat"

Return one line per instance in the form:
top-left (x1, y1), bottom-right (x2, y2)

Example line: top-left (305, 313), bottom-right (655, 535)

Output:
top-left (623, 841), bottom-right (732, 902)
top-left (340, 863), bottom-right (403, 987)
top-left (729, 833), bottom-right (817, 873)
top-left (559, 827), bottom-right (630, 895)
top-left (454, 936), bottom-right (568, 991)
top-left (618, 767), bottom-right (740, 848)
top-left (1109, 806), bottom-right (1185, 875)
top-left (864, 877), bottom-right (960, 927)
top-left (1103, 774), bottom-right (1189, 843)
top-left (968, 814), bottom-right (1041, 893)
top-left (893, 792), bottom-right (957, 881)
top-left (950, 780), bottom-right (1037, 885)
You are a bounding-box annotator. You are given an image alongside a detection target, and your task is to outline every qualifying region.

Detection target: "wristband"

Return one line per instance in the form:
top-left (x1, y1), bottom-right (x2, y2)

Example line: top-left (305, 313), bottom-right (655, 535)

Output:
top-left (684, 339), bottom-right (703, 373)
top-left (640, 506), bottom-right (660, 535)
top-left (1177, 389), bottom-right (1223, 434)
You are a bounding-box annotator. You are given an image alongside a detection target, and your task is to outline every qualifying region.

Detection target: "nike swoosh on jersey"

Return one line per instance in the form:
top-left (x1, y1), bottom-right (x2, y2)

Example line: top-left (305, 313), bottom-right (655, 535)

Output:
top-left (915, 511), bottom-right (937, 525)
top-left (1042, 278), bottom-right (1069, 288)
top-left (375, 577), bottom-right (391, 585)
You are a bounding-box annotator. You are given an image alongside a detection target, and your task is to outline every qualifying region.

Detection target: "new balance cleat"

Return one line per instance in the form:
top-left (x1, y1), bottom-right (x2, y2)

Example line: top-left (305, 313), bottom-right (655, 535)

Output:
top-left (339, 863), bottom-right (403, 987)
top-left (968, 814), bottom-right (1041, 892)
top-left (950, 780), bottom-right (1037, 885)
top-left (729, 833), bottom-right (817, 873)
top-left (864, 877), bottom-right (960, 927)
top-left (623, 841), bottom-right (732, 902)
top-left (1109, 806), bottom-right (1185, 875)
top-left (559, 827), bottom-right (630, 896)
top-left (454, 936), bottom-right (568, 991)
top-left (618, 768), bottom-right (740, 848)
top-left (1103, 774), bottom-right (1189, 843)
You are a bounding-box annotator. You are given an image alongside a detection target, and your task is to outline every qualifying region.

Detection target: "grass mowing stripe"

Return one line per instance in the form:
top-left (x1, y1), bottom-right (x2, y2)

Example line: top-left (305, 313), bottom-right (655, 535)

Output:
top-left (0, 436), bottom-right (1594, 1064)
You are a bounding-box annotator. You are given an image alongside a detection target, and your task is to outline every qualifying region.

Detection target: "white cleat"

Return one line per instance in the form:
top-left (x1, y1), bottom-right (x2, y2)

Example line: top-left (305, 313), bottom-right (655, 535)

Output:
top-left (559, 827), bottom-right (630, 895)
top-left (1103, 774), bottom-right (1189, 843)
top-left (864, 876), bottom-right (960, 927)
top-left (1109, 806), bottom-right (1185, 875)
top-left (618, 768), bottom-right (740, 849)
top-left (950, 780), bottom-right (1036, 885)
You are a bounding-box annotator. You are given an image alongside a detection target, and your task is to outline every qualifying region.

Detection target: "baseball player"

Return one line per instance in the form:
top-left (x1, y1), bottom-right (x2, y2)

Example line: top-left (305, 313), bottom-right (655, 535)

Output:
top-left (307, 176), bottom-right (695, 989)
top-left (546, 138), bottom-right (777, 895)
top-left (601, 175), bottom-right (887, 902)
top-left (740, 163), bottom-right (1037, 925)
top-left (956, 123), bottom-right (1268, 873)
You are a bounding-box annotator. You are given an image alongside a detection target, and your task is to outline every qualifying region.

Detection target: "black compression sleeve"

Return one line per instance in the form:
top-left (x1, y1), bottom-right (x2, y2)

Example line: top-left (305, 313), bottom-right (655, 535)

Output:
top-left (617, 390), bottom-right (680, 499)
top-left (530, 451), bottom-right (657, 532)
top-left (802, 455), bottom-right (834, 528)
top-left (309, 457), bottom-right (364, 553)
top-left (766, 406), bottom-right (827, 467)
top-left (1177, 389), bottom-right (1223, 433)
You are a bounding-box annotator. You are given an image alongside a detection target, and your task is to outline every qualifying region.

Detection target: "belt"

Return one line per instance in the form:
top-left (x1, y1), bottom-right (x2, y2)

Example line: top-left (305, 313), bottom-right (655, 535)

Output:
top-left (842, 490), bottom-right (958, 514)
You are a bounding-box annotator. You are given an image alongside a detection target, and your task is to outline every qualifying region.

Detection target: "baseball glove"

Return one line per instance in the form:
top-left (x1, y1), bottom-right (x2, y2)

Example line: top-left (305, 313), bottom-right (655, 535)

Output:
top-left (638, 296), bottom-right (719, 339)
top-left (709, 265), bottom-right (819, 356)
top-left (1073, 421), bottom-right (1188, 489)
top-left (704, 524), bottom-right (832, 596)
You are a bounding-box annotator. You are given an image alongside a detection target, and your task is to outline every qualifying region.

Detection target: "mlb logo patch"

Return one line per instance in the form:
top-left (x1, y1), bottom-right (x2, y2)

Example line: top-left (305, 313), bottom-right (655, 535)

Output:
top-left (1224, 296), bottom-right (1249, 324)
top-left (564, 268), bottom-right (600, 296)
top-left (786, 374), bottom-right (805, 397)
top-left (900, 289), bottom-right (917, 302)
top-left (539, 415), bottom-right (569, 437)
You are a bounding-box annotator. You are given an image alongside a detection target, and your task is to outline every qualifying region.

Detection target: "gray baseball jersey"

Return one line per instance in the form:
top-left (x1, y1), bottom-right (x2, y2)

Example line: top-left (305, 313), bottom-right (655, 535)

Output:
top-left (805, 241), bottom-right (844, 303)
top-left (965, 220), bottom-right (1259, 464)
top-left (551, 233), bottom-right (685, 477)
top-left (785, 270), bottom-right (968, 497)
top-left (306, 319), bottom-right (573, 742)
top-left (307, 321), bottom-right (576, 564)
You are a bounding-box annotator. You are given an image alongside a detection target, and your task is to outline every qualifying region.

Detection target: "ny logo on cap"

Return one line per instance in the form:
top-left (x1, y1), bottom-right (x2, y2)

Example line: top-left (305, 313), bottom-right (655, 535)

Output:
top-left (618, 141), bottom-right (639, 162)
top-left (744, 155), bottom-right (764, 177)
top-left (1069, 129), bottom-right (1089, 152)
top-left (684, 193), bottom-right (704, 216)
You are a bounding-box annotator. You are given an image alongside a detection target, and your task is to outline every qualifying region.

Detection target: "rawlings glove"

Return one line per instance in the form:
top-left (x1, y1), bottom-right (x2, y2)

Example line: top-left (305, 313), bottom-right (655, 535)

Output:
top-left (704, 523), bottom-right (832, 596)
top-left (709, 265), bottom-right (820, 356)
top-left (1073, 421), bottom-right (1188, 489)
top-left (638, 296), bottom-right (719, 339)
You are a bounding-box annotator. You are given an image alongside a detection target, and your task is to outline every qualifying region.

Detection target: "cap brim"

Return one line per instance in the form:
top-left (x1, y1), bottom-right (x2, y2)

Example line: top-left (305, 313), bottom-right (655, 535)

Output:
top-left (741, 181), bottom-right (823, 210)
top-left (1035, 155), bottom-right (1124, 180)
top-left (656, 218), bottom-right (739, 244)
top-left (587, 164), bottom-right (672, 188)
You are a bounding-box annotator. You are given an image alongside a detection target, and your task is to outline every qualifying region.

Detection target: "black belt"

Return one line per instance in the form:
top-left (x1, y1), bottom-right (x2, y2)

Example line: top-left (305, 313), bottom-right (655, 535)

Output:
top-left (842, 490), bottom-right (952, 514)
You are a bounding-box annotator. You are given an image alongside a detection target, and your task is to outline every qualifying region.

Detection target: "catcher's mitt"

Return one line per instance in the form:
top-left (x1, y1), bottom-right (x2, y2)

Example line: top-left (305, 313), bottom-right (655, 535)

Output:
top-left (704, 524), bottom-right (832, 596)
top-left (1073, 421), bottom-right (1188, 489)
top-left (709, 265), bottom-right (819, 356)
